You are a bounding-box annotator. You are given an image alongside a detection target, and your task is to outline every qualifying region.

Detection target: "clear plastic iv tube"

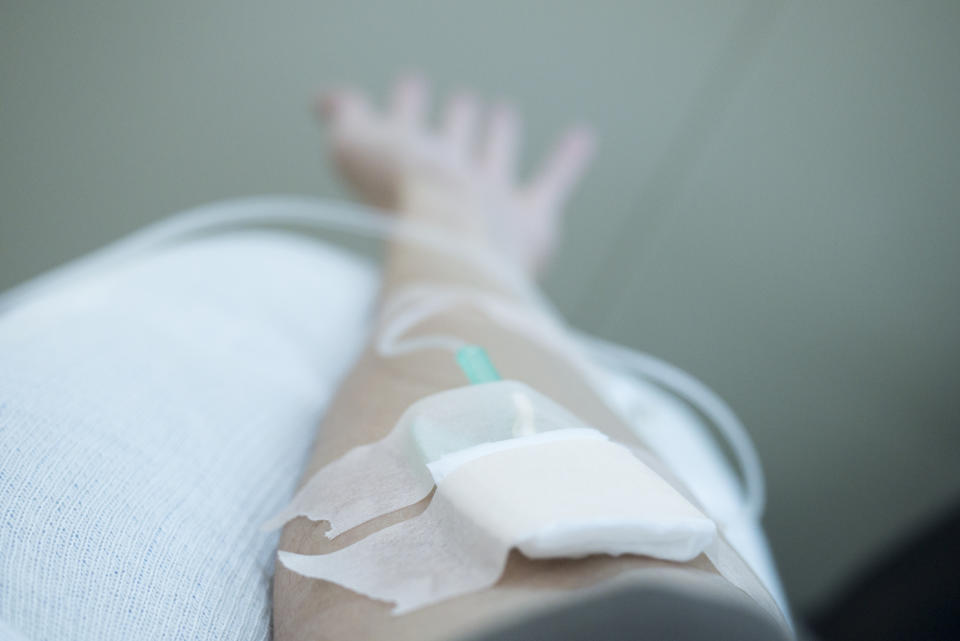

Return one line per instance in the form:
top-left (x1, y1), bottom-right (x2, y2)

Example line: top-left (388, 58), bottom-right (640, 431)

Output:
top-left (0, 195), bottom-right (766, 520)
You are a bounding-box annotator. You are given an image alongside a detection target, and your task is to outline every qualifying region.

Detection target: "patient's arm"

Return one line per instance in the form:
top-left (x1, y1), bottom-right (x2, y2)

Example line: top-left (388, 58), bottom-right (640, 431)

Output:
top-left (272, 75), bottom-right (779, 641)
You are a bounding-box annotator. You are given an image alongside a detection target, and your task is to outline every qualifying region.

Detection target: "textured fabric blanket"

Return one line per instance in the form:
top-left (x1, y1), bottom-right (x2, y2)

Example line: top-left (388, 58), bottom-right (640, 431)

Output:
top-left (0, 232), bottom-right (377, 641)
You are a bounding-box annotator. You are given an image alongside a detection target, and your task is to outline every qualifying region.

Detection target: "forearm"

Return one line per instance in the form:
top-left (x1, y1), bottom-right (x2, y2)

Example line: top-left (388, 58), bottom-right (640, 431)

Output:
top-left (272, 192), bottom-right (747, 641)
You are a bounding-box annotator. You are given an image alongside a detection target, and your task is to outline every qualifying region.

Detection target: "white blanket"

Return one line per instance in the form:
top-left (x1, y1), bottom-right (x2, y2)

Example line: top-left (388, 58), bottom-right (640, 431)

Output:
top-left (0, 232), bottom-right (377, 641)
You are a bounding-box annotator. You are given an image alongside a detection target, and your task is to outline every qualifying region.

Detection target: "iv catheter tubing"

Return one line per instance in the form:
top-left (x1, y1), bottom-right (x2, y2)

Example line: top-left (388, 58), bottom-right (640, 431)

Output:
top-left (0, 195), bottom-right (765, 518)
top-left (0, 196), bottom-right (540, 313)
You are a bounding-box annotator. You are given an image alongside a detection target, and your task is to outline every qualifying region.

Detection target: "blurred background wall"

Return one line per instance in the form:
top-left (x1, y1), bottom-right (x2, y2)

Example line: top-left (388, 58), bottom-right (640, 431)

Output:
top-left (2, 0), bottom-right (958, 619)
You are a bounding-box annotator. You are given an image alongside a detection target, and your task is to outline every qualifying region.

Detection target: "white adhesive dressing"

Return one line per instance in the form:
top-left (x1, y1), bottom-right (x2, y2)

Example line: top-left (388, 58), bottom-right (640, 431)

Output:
top-left (438, 434), bottom-right (716, 560)
top-left (279, 434), bottom-right (716, 613)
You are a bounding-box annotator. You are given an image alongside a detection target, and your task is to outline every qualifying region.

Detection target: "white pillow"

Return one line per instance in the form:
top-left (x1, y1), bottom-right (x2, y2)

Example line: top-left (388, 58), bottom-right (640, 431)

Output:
top-left (0, 232), bottom-right (377, 641)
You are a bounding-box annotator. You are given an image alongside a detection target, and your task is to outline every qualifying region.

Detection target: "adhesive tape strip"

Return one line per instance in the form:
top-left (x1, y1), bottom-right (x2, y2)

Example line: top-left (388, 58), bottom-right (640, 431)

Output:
top-left (263, 381), bottom-right (590, 537)
top-left (279, 432), bottom-right (716, 613)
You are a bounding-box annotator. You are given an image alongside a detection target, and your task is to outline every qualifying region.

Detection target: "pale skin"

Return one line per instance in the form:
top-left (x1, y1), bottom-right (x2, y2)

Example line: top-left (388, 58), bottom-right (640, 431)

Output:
top-left (272, 75), bottom-right (783, 641)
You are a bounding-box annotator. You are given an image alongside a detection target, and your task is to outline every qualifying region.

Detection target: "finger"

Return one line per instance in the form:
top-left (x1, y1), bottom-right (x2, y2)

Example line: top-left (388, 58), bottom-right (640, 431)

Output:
top-left (479, 103), bottom-right (520, 183)
top-left (389, 73), bottom-right (428, 127)
top-left (441, 91), bottom-right (479, 156)
top-left (314, 89), bottom-right (372, 130)
top-left (527, 125), bottom-right (596, 211)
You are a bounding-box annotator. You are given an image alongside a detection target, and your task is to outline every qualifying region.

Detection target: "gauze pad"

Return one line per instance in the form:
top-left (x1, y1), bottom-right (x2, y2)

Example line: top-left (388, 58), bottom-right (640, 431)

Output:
top-left (268, 382), bottom-right (717, 613)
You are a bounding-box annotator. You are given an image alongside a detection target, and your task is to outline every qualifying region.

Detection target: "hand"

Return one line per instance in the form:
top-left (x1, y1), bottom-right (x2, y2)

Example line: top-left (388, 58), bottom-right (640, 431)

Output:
top-left (316, 74), bottom-right (595, 273)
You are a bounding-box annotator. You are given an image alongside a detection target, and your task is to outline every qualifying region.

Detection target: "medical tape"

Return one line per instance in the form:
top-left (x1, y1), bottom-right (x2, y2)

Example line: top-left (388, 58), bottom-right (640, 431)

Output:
top-left (279, 430), bottom-right (716, 614)
top-left (266, 380), bottom-right (718, 614)
top-left (263, 381), bottom-right (590, 536)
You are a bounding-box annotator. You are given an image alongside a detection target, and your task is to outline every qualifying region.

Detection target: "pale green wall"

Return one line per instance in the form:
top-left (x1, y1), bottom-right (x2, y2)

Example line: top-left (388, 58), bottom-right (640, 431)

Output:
top-left (2, 0), bottom-right (958, 614)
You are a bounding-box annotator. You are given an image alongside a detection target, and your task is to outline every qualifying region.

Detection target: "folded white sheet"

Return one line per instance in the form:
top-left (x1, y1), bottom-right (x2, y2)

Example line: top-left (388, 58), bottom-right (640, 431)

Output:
top-left (0, 231), bottom-right (377, 641)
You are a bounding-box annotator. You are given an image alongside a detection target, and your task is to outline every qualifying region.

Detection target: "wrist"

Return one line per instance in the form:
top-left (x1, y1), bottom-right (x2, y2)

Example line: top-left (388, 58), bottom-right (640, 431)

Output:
top-left (382, 178), bottom-right (532, 299)
top-left (396, 173), bottom-right (490, 241)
